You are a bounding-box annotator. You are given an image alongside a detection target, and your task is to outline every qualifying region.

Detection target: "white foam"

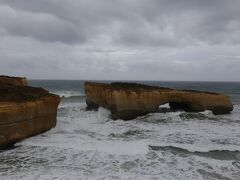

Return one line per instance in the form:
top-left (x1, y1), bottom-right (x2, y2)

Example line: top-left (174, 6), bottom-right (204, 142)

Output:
top-left (3, 103), bottom-right (240, 179)
top-left (158, 103), bottom-right (170, 108)
top-left (51, 90), bottom-right (85, 98)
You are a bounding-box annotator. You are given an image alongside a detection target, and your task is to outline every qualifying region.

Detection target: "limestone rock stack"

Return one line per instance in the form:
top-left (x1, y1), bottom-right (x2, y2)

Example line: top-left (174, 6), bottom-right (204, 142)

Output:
top-left (0, 76), bottom-right (60, 148)
top-left (85, 82), bottom-right (233, 120)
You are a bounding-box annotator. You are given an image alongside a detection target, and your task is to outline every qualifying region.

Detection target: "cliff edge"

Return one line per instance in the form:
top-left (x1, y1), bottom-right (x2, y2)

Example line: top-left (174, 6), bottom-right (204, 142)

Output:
top-left (0, 76), bottom-right (60, 148)
top-left (0, 75), bottom-right (28, 86)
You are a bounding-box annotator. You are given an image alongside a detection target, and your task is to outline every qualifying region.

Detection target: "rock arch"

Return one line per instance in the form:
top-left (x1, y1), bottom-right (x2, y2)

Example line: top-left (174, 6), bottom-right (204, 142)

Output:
top-left (85, 82), bottom-right (233, 120)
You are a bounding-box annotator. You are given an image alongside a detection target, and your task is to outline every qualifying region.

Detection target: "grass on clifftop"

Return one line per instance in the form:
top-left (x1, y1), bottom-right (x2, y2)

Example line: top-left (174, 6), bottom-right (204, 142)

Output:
top-left (110, 82), bottom-right (171, 90)
top-left (0, 75), bottom-right (26, 79)
top-left (0, 85), bottom-right (51, 102)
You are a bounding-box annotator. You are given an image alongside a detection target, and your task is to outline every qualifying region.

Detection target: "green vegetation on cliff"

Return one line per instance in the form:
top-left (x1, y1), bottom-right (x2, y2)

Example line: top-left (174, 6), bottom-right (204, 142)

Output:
top-left (0, 85), bottom-right (51, 102)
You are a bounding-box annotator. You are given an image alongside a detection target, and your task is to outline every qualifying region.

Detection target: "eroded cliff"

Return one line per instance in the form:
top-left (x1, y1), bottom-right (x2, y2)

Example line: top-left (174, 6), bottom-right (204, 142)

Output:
top-left (0, 75), bottom-right (28, 86)
top-left (85, 82), bottom-right (233, 120)
top-left (0, 77), bottom-right (60, 148)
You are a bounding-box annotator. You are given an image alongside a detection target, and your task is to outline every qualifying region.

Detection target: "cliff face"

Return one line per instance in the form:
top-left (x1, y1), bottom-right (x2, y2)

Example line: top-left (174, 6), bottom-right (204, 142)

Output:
top-left (85, 82), bottom-right (233, 120)
top-left (0, 75), bottom-right (28, 86)
top-left (0, 77), bottom-right (60, 148)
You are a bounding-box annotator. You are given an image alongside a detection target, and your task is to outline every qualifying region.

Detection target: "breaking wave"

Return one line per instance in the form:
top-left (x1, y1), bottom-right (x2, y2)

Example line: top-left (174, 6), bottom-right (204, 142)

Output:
top-left (2, 80), bottom-right (240, 180)
top-left (149, 145), bottom-right (240, 160)
top-left (51, 90), bottom-right (85, 98)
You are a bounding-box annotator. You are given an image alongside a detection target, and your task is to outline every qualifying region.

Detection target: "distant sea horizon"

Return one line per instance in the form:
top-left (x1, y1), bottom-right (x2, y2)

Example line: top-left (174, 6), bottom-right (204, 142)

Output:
top-left (29, 79), bottom-right (240, 82)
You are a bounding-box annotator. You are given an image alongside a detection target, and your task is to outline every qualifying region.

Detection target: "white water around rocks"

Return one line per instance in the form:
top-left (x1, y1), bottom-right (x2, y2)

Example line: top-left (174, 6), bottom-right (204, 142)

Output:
top-left (1, 80), bottom-right (240, 179)
top-left (0, 100), bottom-right (240, 179)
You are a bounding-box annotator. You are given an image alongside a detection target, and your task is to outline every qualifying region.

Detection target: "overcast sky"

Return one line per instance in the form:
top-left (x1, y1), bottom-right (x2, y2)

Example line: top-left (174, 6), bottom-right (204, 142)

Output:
top-left (0, 0), bottom-right (240, 81)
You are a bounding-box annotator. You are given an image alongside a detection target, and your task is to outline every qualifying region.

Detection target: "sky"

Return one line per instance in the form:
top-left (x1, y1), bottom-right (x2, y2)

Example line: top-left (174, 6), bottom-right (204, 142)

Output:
top-left (0, 0), bottom-right (240, 81)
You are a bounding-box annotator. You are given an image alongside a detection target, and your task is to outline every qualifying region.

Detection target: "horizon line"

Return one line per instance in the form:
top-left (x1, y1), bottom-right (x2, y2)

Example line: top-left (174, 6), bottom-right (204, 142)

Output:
top-left (28, 79), bottom-right (240, 83)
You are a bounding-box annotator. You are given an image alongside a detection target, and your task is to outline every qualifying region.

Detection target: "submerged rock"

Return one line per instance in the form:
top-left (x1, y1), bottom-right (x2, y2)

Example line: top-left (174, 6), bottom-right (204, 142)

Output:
top-left (85, 82), bottom-right (233, 120)
top-left (0, 76), bottom-right (60, 148)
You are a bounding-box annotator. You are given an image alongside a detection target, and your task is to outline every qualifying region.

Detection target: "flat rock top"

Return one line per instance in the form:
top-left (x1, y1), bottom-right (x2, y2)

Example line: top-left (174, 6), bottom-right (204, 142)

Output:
top-left (0, 84), bottom-right (55, 102)
top-left (110, 82), bottom-right (171, 90)
top-left (0, 75), bottom-right (28, 86)
top-left (86, 82), bottom-right (170, 90)
top-left (86, 82), bottom-right (220, 95)
top-left (0, 75), bottom-right (26, 79)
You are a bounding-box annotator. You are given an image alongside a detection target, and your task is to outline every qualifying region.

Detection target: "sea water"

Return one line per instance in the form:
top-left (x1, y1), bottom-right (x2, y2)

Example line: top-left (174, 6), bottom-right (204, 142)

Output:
top-left (0, 80), bottom-right (240, 180)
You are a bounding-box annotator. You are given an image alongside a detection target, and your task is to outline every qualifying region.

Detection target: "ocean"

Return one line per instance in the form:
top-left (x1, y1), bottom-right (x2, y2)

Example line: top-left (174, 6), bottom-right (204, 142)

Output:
top-left (0, 80), bottom-right (240, 179)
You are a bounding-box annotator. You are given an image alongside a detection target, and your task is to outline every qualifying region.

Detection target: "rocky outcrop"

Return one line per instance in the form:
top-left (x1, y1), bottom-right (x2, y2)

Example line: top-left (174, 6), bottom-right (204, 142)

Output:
top-left (85, 82), bottom-right (233, 120)
top-left (0, 77), bottom-right (60, 148)
top-left (0, 75), bottom-right (28, 86)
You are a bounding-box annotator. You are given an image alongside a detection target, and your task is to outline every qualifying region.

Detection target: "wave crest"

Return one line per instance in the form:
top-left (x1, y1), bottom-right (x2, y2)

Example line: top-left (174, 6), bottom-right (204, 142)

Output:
top-left (51, 90), bottom-right (85, 98)
top-left (149, 145), bottom-right (240, 160)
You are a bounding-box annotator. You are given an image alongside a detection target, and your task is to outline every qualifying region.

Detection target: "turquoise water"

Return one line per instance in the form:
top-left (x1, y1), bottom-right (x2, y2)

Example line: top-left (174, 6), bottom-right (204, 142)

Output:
top-left (0, 80), bottom-right (239, 179)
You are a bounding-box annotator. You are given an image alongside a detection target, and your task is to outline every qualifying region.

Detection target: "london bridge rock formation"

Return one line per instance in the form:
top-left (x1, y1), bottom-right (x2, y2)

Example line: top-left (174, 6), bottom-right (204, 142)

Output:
top-left (0, 76), bottom-right (60, 148)
top-left (85, 82), bottom-right (233, 120)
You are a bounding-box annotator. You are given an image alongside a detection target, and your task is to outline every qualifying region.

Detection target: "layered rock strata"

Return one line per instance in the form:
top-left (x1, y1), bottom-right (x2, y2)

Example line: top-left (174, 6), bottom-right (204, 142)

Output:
top-left (85, 82), bottom-right (233, 120)
top-left (0, 76), bottom-right (60, 148)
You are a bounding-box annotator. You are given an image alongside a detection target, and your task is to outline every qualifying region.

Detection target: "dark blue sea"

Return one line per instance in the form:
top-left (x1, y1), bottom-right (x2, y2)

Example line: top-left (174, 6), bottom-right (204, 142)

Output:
top-left (1, 80), bottom-right (240, 179)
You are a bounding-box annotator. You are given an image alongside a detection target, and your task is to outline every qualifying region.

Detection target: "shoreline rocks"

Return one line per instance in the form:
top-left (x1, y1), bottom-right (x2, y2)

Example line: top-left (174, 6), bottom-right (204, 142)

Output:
top-left (0, 76), bottom-right (60, 148)
top-left (85, 82), bottom-right (233, 120)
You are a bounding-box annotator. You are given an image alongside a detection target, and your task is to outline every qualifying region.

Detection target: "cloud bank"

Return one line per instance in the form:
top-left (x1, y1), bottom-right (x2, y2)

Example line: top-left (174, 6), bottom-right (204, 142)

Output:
top-left (0, 0), bottom-right (240, 80)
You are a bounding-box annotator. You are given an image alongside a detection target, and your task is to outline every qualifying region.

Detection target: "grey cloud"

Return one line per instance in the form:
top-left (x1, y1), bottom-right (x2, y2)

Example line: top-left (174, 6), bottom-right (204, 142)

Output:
top-left (0, 0), bottom-right (240, 46)
top-left (0, 0), bottom-right (240, 81)
top-left (0, 5), bottom-right (86, 44)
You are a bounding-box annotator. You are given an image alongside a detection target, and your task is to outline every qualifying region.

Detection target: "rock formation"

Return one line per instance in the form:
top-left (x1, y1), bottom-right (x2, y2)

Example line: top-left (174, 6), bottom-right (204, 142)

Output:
top-left (85, 82), bottom-right (233, 120)
top-left (0, 75), bottom-right (28, 86)
top-left (0, 76), bottom-right (60, 148)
